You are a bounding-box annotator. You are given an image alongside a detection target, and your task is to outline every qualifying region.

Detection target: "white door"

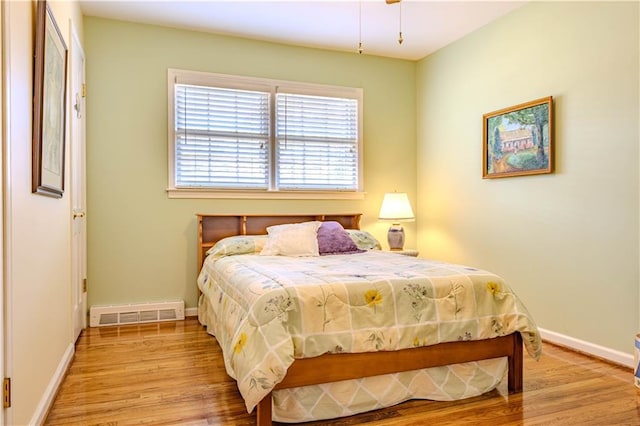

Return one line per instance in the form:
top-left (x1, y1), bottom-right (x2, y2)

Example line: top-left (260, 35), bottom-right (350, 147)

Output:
top-left (70, 24), bottom-right (87, 341)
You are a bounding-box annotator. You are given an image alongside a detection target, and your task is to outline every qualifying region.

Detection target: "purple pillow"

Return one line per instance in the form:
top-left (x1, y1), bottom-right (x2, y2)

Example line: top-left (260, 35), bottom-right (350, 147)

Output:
top-left (317, 221), bottom-right (364, 255)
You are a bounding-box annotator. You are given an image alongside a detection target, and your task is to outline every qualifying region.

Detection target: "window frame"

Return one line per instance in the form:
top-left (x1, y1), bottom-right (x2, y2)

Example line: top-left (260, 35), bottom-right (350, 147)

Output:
top-left (167, 69), bottom-right (364, 200)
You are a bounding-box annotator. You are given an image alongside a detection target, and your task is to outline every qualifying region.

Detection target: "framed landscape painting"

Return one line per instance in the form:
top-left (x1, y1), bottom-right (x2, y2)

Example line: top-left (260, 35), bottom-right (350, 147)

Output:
top-left (482, 96), bottom-right (553, 179)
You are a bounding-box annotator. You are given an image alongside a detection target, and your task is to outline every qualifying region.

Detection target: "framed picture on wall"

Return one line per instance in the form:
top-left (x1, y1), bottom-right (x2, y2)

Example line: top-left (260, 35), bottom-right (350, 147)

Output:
top-left (482, 96), bottom-right (553, 179)
top-left (32, 0), bottom-right (68, 198)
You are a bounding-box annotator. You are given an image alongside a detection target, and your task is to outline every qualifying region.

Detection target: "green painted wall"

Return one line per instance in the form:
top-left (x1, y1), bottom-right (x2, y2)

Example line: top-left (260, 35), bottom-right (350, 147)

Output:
top-left (84, 17), bottom-right (416, 309)
top-left (85, 1), bottom-right (639, 359)
top-left (416, 1), bottom-right (639, 355)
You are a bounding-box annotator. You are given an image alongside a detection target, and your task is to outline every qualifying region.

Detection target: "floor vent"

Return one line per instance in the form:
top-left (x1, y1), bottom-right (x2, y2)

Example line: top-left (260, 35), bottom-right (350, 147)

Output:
top-left (89, 301), bottom-right (185, 327)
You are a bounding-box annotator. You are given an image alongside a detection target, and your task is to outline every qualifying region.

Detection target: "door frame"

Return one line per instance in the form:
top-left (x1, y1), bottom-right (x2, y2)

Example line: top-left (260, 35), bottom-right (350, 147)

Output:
top-left (69, 21), bottom-right (86, 341)
top-left (1, 1), bottom-right (7, 424)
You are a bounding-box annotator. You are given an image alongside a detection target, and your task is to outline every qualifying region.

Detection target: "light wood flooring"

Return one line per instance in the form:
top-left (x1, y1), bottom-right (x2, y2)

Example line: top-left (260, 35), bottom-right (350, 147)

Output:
top-left (45, 318), bottom-right (640, 425)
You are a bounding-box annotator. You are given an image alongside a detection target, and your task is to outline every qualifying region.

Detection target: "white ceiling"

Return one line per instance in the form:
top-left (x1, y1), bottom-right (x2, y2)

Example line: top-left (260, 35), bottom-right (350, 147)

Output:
top-left (79, 1), bottom-right (527, 61)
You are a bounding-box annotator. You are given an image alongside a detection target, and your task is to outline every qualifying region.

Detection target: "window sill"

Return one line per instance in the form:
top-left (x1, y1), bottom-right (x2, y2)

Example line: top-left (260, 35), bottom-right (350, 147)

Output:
top-left (166, 188), bottom-right (366, 200)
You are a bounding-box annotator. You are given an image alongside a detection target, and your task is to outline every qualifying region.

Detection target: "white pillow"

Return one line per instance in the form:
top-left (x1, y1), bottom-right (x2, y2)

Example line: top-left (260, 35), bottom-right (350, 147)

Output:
top-left (260, 221), bottom-right (322, 257)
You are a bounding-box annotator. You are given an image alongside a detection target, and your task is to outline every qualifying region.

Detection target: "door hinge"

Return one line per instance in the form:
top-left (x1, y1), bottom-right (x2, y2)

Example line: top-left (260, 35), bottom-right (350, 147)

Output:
top-left (83, 278), bottom-right (87, 293)
top-left (82, 83), bottom-right (86, 98)
top-left (4, 378), bottom-right (11, 408)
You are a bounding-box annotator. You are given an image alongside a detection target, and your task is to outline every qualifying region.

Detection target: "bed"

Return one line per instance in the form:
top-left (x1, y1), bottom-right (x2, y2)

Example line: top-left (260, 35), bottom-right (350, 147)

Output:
top-left (196, 213), bottom-right (541, 425)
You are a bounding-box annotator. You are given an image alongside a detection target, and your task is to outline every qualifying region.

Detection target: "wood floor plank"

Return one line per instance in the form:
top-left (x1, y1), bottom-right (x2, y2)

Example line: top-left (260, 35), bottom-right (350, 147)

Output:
top-left (45, 319), bottom-right (640, 425)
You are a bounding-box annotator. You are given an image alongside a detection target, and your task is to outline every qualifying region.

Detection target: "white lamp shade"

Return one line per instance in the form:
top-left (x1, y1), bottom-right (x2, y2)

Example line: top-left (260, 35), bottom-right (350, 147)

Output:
top-left (378, 192), bottom-right (415, 221)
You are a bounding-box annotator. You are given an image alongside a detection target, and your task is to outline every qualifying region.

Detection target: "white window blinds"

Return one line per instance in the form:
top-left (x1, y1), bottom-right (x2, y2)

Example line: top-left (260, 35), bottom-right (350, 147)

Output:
top-left (169, 69), bottom-right (363, 196)
top-left (276, 93), bottom-right (359, 190)
top-left (174, 84), bottom-right (269, 188)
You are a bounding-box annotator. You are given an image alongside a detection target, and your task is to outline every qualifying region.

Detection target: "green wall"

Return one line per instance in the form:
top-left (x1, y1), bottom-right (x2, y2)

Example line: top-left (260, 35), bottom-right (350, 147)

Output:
top-left (416, 1), bottom-right (639, 355)
top-left (85, 1), bottom-right (639, 359)
top-left (84, 17), bottom-right (416, 309)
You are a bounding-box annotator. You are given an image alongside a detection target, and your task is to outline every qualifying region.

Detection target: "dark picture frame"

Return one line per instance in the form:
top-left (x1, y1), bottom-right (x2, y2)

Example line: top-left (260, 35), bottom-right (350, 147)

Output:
top-left (32, 0), bottom-right (68, 198)
top-left (482, 96), bottom-right (553, 179)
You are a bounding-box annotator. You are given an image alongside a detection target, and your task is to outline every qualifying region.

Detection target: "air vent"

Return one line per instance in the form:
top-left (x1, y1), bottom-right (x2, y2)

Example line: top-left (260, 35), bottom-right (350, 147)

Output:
top-left (98, 312), bottom-right (118, 325)
top-left (89, 301), bottom-right (185, 327)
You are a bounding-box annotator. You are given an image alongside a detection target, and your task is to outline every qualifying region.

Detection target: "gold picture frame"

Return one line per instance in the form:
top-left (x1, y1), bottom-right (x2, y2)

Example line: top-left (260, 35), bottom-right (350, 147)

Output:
top-left (32, 0), bottom-right (68, 198)
top-left (483, 96), bottom-right (553, 179)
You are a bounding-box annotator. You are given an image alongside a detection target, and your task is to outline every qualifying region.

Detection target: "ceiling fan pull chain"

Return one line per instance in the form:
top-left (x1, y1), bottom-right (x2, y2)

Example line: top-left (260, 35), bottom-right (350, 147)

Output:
top-left (398, 1), bottom-right (404, 45)
top-left (358, 1), bottom-right (364, 54)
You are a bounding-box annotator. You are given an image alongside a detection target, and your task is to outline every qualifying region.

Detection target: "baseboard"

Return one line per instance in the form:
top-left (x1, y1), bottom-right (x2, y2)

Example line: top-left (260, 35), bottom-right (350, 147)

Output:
top-left (185, 306), bottom-right (198, 318)
top-left (30, 343), bottom-right (75, 426)
top-left (90, 301), bottom-right (185, 327)
top-left (539, 327), bottom-right (633, 369)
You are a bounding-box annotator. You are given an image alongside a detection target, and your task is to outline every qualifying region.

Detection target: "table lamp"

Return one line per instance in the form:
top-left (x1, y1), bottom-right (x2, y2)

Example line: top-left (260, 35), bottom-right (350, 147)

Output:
top-left (378, 192), bottom-right (415, 250)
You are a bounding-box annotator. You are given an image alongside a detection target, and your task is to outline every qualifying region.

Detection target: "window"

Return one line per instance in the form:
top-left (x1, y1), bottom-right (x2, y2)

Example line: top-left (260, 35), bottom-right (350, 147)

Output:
top-left (168, 69), bottom-right (363, 199)
top-left (174, 85), bottom-right (270, 189)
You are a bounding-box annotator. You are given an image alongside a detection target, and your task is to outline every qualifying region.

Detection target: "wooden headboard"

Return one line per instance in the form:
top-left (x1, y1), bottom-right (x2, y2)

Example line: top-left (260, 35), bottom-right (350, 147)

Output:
top-left (196, 213), bottom-right (362, 271)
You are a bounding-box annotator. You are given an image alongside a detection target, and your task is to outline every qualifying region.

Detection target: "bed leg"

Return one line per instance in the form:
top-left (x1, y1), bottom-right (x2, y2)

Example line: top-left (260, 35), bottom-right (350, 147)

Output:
top-left (508, 333), bottom-right (523, 393)
top-left (256, 392), bottom-right (273, 426)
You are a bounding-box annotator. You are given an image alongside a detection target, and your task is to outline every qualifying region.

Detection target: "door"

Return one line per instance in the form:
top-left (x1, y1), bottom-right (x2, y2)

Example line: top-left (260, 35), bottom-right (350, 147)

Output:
top-left (70, 24), bottom-right (87, 341)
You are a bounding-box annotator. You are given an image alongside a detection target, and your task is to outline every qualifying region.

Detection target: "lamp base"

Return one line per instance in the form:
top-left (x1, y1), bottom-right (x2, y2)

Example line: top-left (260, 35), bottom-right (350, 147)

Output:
top-left (387, 224), bottom-right (405, 250)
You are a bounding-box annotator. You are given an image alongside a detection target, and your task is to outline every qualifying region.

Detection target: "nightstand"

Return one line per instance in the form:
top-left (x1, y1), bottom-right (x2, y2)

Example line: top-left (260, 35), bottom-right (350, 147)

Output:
top-left (388, 249), bottom-right (419, 257)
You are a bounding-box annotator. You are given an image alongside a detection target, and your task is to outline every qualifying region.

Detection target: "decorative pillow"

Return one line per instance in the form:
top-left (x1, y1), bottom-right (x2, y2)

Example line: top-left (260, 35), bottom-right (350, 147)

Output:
top-left (260, 221), bottom-right (322, 257)
top-left (206, 235), bottom-right (268, 259)
top-left (317, 221), bottom-right (364, 255)
top-left (345, 229), bottom-right (382, 251)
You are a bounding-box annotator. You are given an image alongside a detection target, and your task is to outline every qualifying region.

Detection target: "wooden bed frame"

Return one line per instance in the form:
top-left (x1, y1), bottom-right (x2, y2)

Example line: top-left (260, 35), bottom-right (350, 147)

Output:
top-left (196, 213), bottom-right (523, 426)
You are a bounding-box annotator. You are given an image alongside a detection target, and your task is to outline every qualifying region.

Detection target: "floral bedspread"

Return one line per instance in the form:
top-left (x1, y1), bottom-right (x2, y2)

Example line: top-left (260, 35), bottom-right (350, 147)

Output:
top-left (197, 249), bottom-right (541, 422)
